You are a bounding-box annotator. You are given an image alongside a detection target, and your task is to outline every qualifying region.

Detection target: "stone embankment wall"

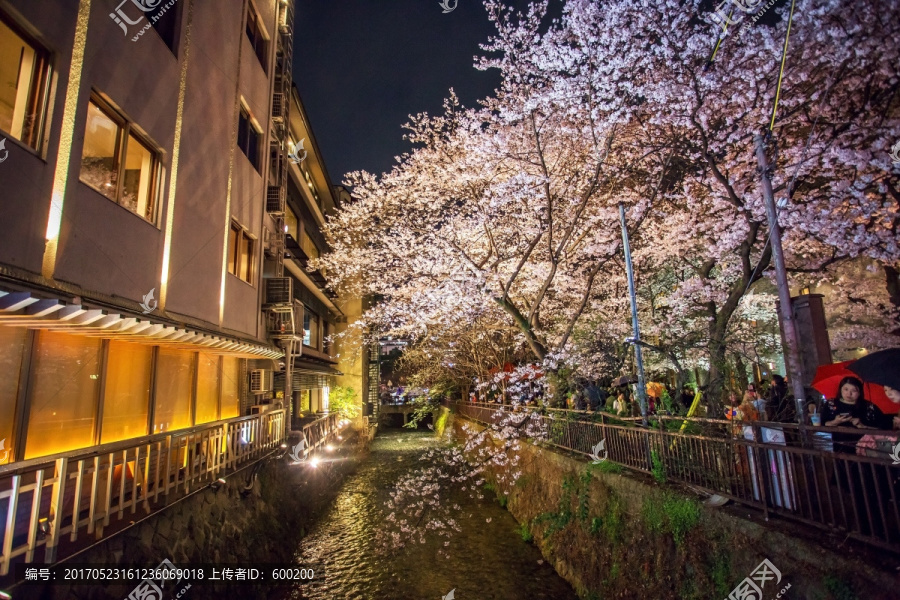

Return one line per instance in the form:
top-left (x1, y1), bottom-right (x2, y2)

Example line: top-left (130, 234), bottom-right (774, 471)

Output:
top-left (26, 432), bottom-right (367, 600)
top-left (447, 409), bottom-right (897, 600)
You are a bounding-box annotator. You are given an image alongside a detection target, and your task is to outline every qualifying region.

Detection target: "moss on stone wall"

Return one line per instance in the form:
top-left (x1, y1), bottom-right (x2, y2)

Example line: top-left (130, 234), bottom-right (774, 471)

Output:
top-left (452, 416), bottom-right (897, 600)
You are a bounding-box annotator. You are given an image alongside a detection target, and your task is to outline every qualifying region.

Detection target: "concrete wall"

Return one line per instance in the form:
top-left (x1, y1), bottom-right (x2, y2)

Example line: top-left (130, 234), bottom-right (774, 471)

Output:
top-left (0, 0), bottom-right (282, 340)
top-left (450, 410), bottom-right (897, 600)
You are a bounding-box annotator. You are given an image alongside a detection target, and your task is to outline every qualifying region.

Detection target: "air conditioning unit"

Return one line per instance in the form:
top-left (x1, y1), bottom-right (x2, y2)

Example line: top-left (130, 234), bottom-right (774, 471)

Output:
top-left (265, 277), bottom-right (293, 305)
top-left (250, 369), bottom-right (273, 394)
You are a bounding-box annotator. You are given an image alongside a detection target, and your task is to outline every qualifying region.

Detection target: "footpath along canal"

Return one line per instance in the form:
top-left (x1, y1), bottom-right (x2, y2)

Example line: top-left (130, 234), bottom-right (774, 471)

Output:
top-left (280, 428), bottom-right (578, 600)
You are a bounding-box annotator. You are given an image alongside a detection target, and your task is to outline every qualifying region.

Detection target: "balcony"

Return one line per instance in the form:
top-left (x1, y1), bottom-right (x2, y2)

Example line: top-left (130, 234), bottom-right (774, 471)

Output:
top-left (285, 235), bottom-right (337, 299)
top-left (0, 411), bottom-right (285, 576)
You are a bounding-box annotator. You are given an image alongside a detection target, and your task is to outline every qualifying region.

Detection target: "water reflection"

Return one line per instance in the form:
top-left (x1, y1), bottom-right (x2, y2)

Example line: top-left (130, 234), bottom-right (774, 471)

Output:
top-left (283, 429), bottom-right (577, 600)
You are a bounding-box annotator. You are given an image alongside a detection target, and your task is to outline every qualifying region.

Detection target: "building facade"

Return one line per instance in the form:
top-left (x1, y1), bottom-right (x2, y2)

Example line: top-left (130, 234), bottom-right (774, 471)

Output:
top-left (0, 0), bottom-right (362, 467)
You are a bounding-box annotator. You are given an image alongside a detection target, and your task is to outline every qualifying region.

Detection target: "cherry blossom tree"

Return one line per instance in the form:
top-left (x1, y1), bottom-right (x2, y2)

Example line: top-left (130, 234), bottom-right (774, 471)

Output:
top-left (318, 0), bottom-right (900, 411)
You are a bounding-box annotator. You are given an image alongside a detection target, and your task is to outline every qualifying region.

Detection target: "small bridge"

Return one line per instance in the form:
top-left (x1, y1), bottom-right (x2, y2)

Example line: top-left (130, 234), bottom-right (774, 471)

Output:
top-left (379, 404), bottom-right (416, 426)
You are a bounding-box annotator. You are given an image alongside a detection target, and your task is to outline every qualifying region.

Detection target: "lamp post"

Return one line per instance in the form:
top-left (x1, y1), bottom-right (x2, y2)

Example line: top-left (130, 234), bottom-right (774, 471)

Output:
top-left (619, 203), bottom-right (648, 425)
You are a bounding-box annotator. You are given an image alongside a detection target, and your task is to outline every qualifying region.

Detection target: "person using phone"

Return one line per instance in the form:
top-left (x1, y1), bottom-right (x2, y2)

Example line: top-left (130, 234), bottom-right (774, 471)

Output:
top-left (821, 376), bottom-right (889, 454)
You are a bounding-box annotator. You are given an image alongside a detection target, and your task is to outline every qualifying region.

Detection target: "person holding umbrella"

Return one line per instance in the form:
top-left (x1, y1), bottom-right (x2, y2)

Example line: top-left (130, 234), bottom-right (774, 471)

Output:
top-left (849, 348), bottom-right (900, 430)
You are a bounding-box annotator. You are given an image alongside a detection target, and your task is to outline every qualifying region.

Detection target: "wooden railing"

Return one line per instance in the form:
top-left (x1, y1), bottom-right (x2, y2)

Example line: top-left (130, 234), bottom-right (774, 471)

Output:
top-left (301, 412), bottom-right (340, 454)
top-left (451, 401), bottom-right (900, 554)
top-left (0, 410), bottom-right (285, 577)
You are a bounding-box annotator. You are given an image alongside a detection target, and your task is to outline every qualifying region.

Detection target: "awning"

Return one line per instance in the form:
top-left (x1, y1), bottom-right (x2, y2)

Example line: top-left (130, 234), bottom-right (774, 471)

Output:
top-left (0, 290), bottom-right (283, 359)
top-left (289, 359), bottom-right (343, 391)
top-left (293, 358), bottom-right (343, 376)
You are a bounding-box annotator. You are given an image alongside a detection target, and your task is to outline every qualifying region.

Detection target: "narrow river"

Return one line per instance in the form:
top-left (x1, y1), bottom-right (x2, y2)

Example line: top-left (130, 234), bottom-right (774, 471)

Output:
top-left (282, 428), bottom-right (578, 600)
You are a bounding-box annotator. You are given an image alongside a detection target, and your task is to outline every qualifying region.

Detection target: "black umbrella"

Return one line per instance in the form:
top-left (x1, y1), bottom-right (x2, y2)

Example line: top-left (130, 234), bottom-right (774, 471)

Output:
top-left (612, 375), bottom-right (638, 387)
top-left (848, 348), bottom-right (900, 390)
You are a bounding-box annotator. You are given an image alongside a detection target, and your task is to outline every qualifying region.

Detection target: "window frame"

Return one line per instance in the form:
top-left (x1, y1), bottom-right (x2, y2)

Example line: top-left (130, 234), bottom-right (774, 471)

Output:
top-left (0, 10), bottom-right (53, 151)
top-left (245, 2), bottom-right (269, 73)
top-left (79, 94), bottom-right (161, 224)
top-left (150, 0), bottom-right (183, 55)
top-left (228, 221), bottom-right (256, 285)
top-left (237, 103), bottom-right (262, 171)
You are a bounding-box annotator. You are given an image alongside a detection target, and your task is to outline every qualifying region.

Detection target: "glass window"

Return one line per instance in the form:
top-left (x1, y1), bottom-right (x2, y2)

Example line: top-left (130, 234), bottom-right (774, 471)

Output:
top-left (303, 309), bottom-right (311, 346)
top-left (0, 327), bottom-right (27, 465)
top-left (284, 206), bottom-right (299, 240)
top-left (25, 332), bottom-right (101, 459)
top-left (80, 98), bottom-right (158, 223)
top-left (239, 234), bottom-right (253, 282)
top-left (228, 221), bottom-right (255, 284)
top-left (121, 133), bottom-right (154, 218)
top-left (153, 348), bottom-right (194, 433)
top-left (150, 0), bottom-right (181, 53)
top-left (220, 357), bottom-right (240, 419)
top-left (309, 311), bottom-right (319, 349)
top-left (245, 5), bottom-right (268, 72)
top-left (0, 13), bottom-right (50, 149)
top-left (80, 102), bottom-right (119, 200)
top-left (195, 353), bottom-right (220, 424)
top-left (237, 105), bottom-right (261, 171)
top-left (101, 341), bottom-right (151, 444)
top-left (228, 225), bottom-right (239, 275)
top-left (300, 229), bottom-right (320, 260)
top-left (299, 389), bottom-right (310, 413)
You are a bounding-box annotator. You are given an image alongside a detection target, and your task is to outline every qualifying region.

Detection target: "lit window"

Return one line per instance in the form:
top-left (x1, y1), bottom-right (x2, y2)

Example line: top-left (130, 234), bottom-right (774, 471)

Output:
top-left (153, 348), bottom-right (194, 433)
top-left (303, 308), bottom-right (319, 349)
top-left (228, 221), bottom-right (256, 284)
top-left (195, 353), bottom-right (220, 424)
top-left (80, 97), bottom-right (159, 223)
top-left (221, 357), bottom-right (240, 419)
top-left (284, 206), bottom-right (299, 240)
top-left (245, 4), bottom-right (269, 72)
top-left (300, 229), bottom-right (320, 260)
top-left (0, 12), bottom-right (51, 150)
top-left (101, 341), bottom-right (152, 444)
top-left (25, 331), bottom-right (102, 459)
top-left (237, 104), bottom-right (262, 171)
top-left (0, 327), bottom-right (28, 464)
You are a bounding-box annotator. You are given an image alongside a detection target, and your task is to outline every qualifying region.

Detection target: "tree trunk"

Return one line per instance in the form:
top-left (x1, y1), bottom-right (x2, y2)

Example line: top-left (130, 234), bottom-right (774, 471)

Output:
top-left (706, 320), bottom-right (729, 418)
top-left (886, 265), bottom-right (900, 336)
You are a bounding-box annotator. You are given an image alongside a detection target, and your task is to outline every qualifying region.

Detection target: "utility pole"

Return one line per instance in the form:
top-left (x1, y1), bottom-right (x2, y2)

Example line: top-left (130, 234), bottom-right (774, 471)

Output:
top-left (619, 203), bottom-right (648, 425)
top-left (754, 133), bottom-right (806, 421)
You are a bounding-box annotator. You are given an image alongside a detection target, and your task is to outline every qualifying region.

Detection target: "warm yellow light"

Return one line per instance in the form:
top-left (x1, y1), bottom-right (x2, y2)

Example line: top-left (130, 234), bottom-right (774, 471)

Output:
top-left (42, 0), bottom-right (92, 277)
top-left (160, 1), bottom-right (195, 310)
top-left (326, 444), bottom-right (334, 452)
top-left (309, 456), bottom-right (320, 468)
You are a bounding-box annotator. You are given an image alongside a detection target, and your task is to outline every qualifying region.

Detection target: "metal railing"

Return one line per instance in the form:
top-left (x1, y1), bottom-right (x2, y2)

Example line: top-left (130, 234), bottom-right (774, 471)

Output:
top-left (452, 401), bottom-right (900, 553)
top-left (0, 410), bottom-right (285, 577)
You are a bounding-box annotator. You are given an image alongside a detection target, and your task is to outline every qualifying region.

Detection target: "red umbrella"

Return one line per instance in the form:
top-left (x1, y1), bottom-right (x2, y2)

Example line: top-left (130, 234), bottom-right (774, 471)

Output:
top-left (810, 360), bottom-right (897, 414)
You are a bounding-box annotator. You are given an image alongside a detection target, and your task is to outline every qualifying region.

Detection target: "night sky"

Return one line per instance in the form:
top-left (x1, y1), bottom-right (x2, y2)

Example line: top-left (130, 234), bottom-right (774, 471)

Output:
top-left (292, 0), bottom-right (558, 187)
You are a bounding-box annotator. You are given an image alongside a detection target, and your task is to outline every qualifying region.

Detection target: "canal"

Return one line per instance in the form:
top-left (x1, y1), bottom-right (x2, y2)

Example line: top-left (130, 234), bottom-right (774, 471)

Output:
top-left (281, 428), bottom-right (578, 600)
